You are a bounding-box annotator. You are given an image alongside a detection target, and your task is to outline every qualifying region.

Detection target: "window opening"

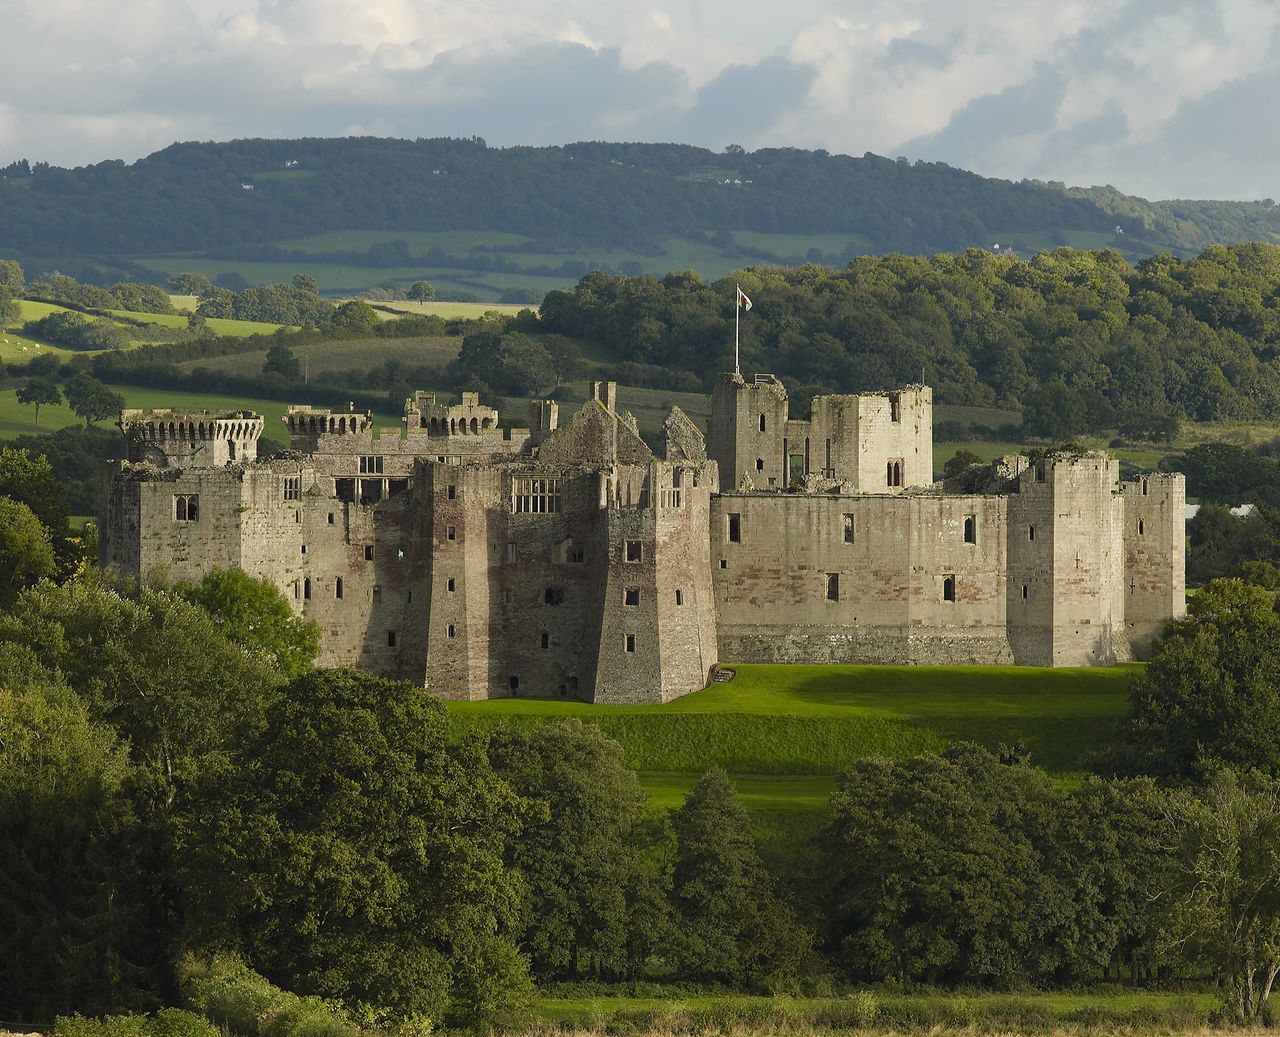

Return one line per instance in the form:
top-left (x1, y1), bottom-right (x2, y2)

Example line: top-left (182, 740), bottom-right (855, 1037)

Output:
top-left (727, 513), bottom-right (741, 543)
top-left (174, 494), bottom-right (200, 522)
top-left (1141, 478), bottom-right (1149, 496)
top-left (387, 630), bottom-right (396, 647)
top-left (1028, 525), bottom-right (1036, 542)
top-left (540, 632), bottom-right (549, 649)
top-left (675, 589), bottom-right (684, 606)
top-left (303, 577), bottom-right (311, 600)
top-left (447, 624), bottom-right (456, 638)
top-left (1022, 584), bottom-right (1029, 600)
top-left (283, 475), bottom-right (301, 500)
top-left (963, 515), bottom-right (976, 544)
top-left (509, 675), bottom-right (519, 692)
top-left (759, 413), bottom-right (767, 432)
top-left (447, 484), bottom-right (456, 499)
top-left (507, 542), bottom-right (518, 563)
top-left (513, 477), bottom-right (562, 514)
top-left (842, 514), bottom-right (854, 544)
top-left (446, 526), bottom-right (456, 541)
top-left (625, 540), bottom-right (642, 562)
top-left (335, 577), bottom-right (344, 599)
top-left (756, 458), bottom-right (764, 472)
top-left (364, 545), bottom-right (374, 560)
top-left (625, 634), bottom-right (636, 653)
top-left (447, 578), bottom-right (456, 592)
top-left (327, 513), bottom-right (335, 524)
top-left (359, 455), bottom-right (384, 474)
top-left (624, 588), bottom-right (640, 606)
top-left (544, 587), bottom-right (564, 605)
top-left (943, 575), bottom-right (956, 603)
top-left (372, 585), bottom-right (381, 601)
top-left (1138, 519), bottom-right (1145, 536)
top-left (826, 573), bottom-right (839, 601)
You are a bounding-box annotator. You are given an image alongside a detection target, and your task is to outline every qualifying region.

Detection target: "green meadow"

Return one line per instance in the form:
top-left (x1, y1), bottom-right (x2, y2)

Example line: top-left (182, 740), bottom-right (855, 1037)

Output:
top-left (449, 663), bottom-right (1135, 848)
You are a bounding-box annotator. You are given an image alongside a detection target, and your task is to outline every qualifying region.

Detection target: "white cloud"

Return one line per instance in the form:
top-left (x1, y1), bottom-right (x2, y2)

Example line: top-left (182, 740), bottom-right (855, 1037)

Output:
top-left (0, 0), bottom-right (1277, 197)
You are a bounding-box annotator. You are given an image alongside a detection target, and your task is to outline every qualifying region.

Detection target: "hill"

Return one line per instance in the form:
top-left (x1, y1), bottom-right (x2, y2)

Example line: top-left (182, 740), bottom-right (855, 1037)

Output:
top-left (5, 137), bottom-right (1280, 299)
top-left (448, 662), bottom-right (1133, 854)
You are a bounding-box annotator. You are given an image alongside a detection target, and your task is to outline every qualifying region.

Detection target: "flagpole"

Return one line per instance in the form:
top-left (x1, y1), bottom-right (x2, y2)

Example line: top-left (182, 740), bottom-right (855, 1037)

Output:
top-left (734, 284), bottom-right (740, 376)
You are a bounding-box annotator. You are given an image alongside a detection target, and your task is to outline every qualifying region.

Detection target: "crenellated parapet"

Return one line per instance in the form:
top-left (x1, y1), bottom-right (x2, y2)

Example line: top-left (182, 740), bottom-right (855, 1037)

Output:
top-left (120, 408), bottom-right (263, 467)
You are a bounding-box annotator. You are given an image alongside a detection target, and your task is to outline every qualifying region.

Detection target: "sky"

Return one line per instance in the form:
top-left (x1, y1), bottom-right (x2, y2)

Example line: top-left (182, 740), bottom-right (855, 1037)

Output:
top-left (1, 0), bottom-right (1277, 200)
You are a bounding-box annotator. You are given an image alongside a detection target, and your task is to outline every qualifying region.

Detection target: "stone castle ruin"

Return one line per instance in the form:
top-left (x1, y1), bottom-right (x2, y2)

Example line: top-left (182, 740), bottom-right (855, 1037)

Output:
top-left (99, 374), bottom-right (1185, 703)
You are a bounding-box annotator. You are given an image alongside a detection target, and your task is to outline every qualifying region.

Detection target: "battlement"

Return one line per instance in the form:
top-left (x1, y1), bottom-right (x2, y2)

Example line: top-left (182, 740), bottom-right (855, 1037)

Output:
top-left (120, 408), bottom-right (263, 467)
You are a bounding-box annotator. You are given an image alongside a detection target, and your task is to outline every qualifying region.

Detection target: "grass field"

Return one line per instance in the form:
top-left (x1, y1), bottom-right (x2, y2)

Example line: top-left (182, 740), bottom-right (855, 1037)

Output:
top-left (375, 300), bottom-right (529, 319)
top-left (174, 334), bottom-right (461, 379)
top-left (449, 663), bottom-right (1135, 847)
top-left (0, 384), bottom-right (401, 440)
top-left (534, 986), bottom-right (1216, 1032)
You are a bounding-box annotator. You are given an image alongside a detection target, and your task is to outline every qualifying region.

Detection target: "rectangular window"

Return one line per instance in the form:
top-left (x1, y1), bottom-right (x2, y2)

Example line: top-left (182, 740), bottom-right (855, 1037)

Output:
top-left (359, 455), bottom-right (384, 474)
top-left (447, 484), bottom-right (456, 500)
top-left (625, 634), bottom-right (636, 653)
top-left (826, 573), bottom-right (839, 601)
top-left (447, 623), bottom-right (456, 638)
top-left (387, 630), bottom-right (396, 647)
top-left (335, 577), bottom-right (344, 599)
top-left (842, 514), bottom-right (854, 544)
top-left (372, 585), bottom-right (381, 602)
top-left (624, 588), bottom-right (641, 606)
top-left (727, 513), bottom-right (741, 543)
top-left (570, 547), bottom-right (585, 563)
top-left (544, 587), bottom-right (564, 606)
top-left (447, 578), bottom-right (456, 592)
top-left (327, 512), bottom-right (335, 525)
top-left (174, 494), bottom-right (200, 522)
top-left (446, 526), bottom-right (456, 541)
top-left (364, 545), bottom-right (374, 561)
top-left (625, 540), bottom-right (642, 563)
top-left (396, 546), bottom-right (405, 561)
top-left (512, 476), bottom-right (562, 514)
top-left (675, 589), bottom-right (684, 606)
top-left (540, 632), bottom-right (549, 649)
top-left (283, 475), bottom-right (301, 501)
top-left (506, 542), bottom-right (518, 563)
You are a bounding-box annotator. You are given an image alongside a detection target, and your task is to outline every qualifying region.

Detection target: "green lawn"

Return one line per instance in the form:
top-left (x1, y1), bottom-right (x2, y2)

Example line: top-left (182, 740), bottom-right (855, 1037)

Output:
top-left (449, 663), bottom-right (1134, 843)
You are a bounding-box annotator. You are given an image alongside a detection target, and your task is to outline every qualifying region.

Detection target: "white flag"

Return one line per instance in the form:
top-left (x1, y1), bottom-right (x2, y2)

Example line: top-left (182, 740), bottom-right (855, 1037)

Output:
top-left (736, 285), bottom-right (752, 311)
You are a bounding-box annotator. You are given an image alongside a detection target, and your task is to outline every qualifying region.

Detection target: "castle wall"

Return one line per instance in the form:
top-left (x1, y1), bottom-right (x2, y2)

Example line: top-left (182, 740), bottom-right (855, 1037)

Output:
top-left (711, 493), bottom-right (1013, 665)
top-left (1121, 472), bottom-right (1187, 656)
top-left (708, 373), bottom-right (788, 490)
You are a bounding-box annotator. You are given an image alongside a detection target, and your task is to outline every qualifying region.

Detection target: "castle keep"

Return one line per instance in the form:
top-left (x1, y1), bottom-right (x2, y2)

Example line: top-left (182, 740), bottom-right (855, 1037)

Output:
top-left (100, 374), bottom-right (1185, 703)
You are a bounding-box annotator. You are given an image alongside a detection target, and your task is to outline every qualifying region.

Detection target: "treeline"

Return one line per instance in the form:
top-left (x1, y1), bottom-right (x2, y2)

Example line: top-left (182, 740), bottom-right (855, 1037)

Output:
top-left (536, 243), bottom-right (1280, 423)
top-left (4, 137), bottom-right (1280, 270)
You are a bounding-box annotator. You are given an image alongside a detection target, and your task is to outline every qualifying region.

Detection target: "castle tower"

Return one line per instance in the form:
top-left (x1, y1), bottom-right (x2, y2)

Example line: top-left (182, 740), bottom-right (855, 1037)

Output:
top-left (1121, 472), bottom-right (1186, 656)
top-left (284, 403), bottom-right (372, 453)
top-left (1006, 452), bottom-right (1131, 666)
top-left (708, 372), bottom-right (789, 490)
top-left (120, 408), bottom-right (263, 468)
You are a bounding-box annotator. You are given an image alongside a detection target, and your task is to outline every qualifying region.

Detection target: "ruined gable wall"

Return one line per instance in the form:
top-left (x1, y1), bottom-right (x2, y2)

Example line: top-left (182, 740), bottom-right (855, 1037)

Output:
top-left (1121, 472), bottom-right (1187, 657)
top-left (711, 492), bottom-right (1012, 664)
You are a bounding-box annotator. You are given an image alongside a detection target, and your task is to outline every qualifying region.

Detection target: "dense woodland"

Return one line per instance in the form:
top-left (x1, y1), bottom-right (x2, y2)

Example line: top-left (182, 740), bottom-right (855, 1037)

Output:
top-left (4, 138), bottom-right (1280, 279)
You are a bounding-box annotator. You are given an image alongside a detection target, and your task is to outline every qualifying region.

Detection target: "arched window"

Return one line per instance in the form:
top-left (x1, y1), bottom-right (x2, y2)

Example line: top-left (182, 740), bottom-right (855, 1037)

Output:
top-left (759, 413), bottom-right (767, 432)
top-left (1141, 478), bottom-right (1149, 496)
top-left (335, 577), bottom-right (343, 599)
top-left (470, 417), bottom-right (479, 434)
top-left (1028, 524), bottom-right (1036, 542)
top-left (963, 516), bottom-right (976, 544)
top-left (1138, 519), bottom-right (1145, 536)
top-left (943, 575), bottom-right (956, 603)
top-left (303, 577), bottom-right (311, 600)
top-left (1022, 584), bottom-right (1029, 600)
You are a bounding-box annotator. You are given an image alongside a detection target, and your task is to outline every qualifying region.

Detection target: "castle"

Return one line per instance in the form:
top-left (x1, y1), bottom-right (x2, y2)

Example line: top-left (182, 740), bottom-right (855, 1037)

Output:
top-left (99, 374), bottom-right (1186, 704)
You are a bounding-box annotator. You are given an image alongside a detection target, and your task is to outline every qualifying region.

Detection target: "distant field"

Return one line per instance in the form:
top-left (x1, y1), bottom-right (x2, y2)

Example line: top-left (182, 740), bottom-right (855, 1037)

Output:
top-left (278, 228), bottom-right (535, 253)
top-left (0, 383), bottom-right (400, 440)
top-left (375, 300), bottom-right (529, 319)
top-left (105, 308), bottom-right (287, 337)
top-left (449, 663), bottom-right (1134, 846)
top-left (175, 334), bottom-right (460, 379)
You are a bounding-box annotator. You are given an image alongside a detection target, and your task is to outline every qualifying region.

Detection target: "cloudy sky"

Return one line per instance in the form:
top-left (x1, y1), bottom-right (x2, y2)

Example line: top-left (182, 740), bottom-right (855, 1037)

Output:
top-left (1, 0), bottom-right (1277, 200)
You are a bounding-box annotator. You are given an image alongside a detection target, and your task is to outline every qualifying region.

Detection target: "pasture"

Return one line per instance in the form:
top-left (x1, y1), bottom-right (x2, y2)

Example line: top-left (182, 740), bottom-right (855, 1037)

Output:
top-left (448, 662), bottom-right (1135, 849)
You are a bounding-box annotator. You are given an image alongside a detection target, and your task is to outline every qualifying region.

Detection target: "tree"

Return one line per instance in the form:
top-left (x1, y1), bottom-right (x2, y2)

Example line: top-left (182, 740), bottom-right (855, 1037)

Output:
top-left (0, 258), bottom-right (21, 329)
top-left (1106, 579), bottom-right (1280, 778)
top-left (1162, 771), bottom-right (1280, 1023)
top-left (819, 743), bottom-right (1067, 985)
top-left (670, 768), bottom-right (809, 985)
top-left (0, 446), bottom-right (70, 551)
top-left (175, 669), bottom-right (530, 1024)
top-left (177, 568), bottom-right (319, 679)
top-left (407, 280), bottom-right (435, 302)
top-left (168, 272), bottom-right (214, 296)
top-left (330, 300), bottom-right (379, 333)
top-left (0, 577), bottom-right (282, 813)
top-left (0, 497), bottom-right (55, 605)
top-left (261, 343), bottom-right (301, 380)
top-left (486, 720), bottom-right (665, 981)
top-left (64, 372), bottom-right (124, 427)
top-left (942, 449), bottom-right (984, 480)
top-left (291, 273), bottom-right (319, 295)
top-left (0, 671), bottom-right (161, 1020)
top-left (16, 377), bottom-right (62, 429)
top-left (1022, 380), bottom-right (1088, 440)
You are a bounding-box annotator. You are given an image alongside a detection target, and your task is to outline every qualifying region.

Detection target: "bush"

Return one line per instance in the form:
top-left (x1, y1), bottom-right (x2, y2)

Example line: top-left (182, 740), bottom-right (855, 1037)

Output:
top-left (53, 1010), bottom-right (219, 1037)
top-left (177, 954), bottom-right (363, 1037)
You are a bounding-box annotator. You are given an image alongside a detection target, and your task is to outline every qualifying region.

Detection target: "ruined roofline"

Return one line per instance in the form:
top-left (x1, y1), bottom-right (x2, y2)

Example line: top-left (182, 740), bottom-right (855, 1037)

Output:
top-left (720, 370), bottom-right (931, 399)
top-left (120, 407), bottom-right (261, 423)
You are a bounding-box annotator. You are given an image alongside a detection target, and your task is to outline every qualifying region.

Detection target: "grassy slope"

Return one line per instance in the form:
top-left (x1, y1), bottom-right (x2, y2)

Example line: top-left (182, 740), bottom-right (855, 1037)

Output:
top-left (449, 663), bottom-right (1134, 849)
